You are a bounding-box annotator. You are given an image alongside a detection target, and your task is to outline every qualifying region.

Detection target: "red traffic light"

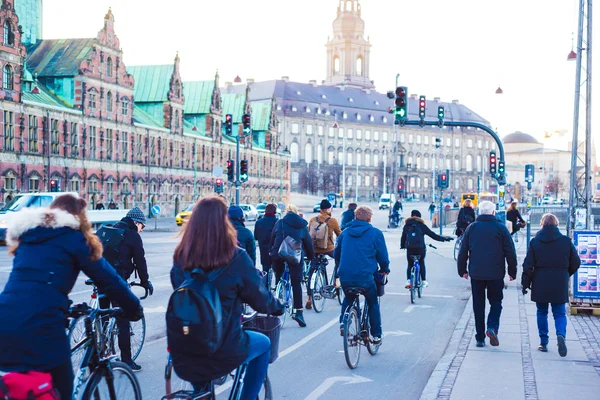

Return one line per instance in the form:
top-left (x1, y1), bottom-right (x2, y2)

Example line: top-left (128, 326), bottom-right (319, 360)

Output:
top-left (50, 180), bottom-right (56, 185)
top-left (441, 174), bottom-right (447, 181)
top-left (216, 178), bottom-right (222, 184)
top-left (225, 115), bottom-right (232, 123)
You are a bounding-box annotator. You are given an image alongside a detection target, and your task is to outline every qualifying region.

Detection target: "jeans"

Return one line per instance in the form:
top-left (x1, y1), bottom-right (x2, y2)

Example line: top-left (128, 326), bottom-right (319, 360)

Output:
top-left (406, 250), bottom-right (426, 280)
top-left (340, 280), bottom-right (382, 337)
top-left (99, 296), bottom-right (133, 363)
top-left (47, 359), bottom-right (73, 400)
top-left (536, 303), bottom-right (567, 344)
top-left (191, 331), bottom-right (270, 399)
top-left (273, 259), bottom-right (303, 310)
top-left (471, 278), bottom-right (504, 342)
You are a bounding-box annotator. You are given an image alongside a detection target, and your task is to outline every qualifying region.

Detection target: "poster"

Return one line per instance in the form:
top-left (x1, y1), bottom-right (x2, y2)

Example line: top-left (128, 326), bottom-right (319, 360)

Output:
top-left (575, 208), bottom-right (587, 229)
top-left (573, 231), bottom-right (600, 299)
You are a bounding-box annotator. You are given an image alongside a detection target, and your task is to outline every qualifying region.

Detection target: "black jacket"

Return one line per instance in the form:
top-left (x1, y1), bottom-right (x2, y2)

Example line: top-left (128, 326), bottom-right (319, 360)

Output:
top-left (170, 249), bottom-right (283, 383)
top-left (507, 209), bottom-right (525, 233)
top-left (254, 215), bottom-right (278, 249)
top-left (457, 214), bottom-right (517, 280)
top-left (230, 219), bottom-right (256, 265)
top-left (270, 212), bottom-right (315, 264)
top-left (401, 217), bottom-right (446, 250)
top-left (521, 226), bottom-right (580, 303)
top-left (457, 207), bottom-right (476, 230)
top-left (340, 209), bottom-right (355, 231)
top-left (393, 201), bottom-right (403, 212)
top-left (113, 217), bottom-right (149, 282)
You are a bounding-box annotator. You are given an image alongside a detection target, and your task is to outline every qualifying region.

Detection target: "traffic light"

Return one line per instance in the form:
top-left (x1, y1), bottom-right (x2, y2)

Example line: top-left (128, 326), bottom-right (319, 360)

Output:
top-left (225, 114), bottom-right (233, 135)
top-left (239, 160), bottom-right (249, 182)
top-left (498, 161), bottom-right (505, 175)
top-left (437, 106), bottom-right (445, 126)
top-left (419, 96), bottom-right (426, 121)
top-left (489, 151), bottom-right (497, 176)
top-left (397, 183), bottom-right (404, 195)
top-left (226, 159), bottom-right (234, 182)
top-left (435, 137), bottom-right (441, 149)
top-left (50, 179), bottom-right (58, 192)
top-left (215, 178), bottom-right (223, 193)
top-left (242, 114), bottom-right (251, 135)
top-left (394, 86), bottom-right (408, 122)
top-left (437, 172), bottom-right (449, 189)
top-left (524, 164), bottom-right (535, 183)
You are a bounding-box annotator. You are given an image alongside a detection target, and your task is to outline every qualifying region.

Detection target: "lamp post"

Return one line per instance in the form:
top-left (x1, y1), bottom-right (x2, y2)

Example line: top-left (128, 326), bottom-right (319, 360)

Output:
top-left (277, 144), bottom-right (290, 201)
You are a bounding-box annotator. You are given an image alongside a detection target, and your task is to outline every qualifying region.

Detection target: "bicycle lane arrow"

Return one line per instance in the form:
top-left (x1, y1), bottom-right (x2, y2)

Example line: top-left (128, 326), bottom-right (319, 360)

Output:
top-left (404, 304), bottom-right (435, 313)
top-left (304, 374), bottom-right (373, 400)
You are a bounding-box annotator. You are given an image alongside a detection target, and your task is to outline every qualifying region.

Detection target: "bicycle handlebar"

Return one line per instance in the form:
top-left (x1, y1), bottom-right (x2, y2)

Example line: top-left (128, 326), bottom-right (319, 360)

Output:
top-left (428, 244), bottom-right (437, 249)
top-left (129, 282), bottom-right (149, 300)
top-left (68, 302), bottom-right (124, 319)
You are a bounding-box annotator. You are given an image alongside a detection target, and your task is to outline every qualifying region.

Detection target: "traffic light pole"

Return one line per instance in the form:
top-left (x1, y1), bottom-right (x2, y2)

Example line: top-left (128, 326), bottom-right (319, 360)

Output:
top-left (235, 135), bottom-right (240, 206)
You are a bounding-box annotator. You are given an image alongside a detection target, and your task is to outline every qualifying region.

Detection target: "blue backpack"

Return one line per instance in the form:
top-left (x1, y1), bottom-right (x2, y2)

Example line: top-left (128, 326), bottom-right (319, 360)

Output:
top-left (405, 223), bottom-right (425, 250)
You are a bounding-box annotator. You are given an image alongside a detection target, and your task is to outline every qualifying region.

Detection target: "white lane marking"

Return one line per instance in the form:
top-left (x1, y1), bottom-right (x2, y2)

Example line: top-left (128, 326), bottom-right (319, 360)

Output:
top-left (387, 291), bottom-right (454, 299)
top-left (383, 330), bottom-right (412, 337)
top-left (304, 374), bottom-right (373, 400)
top-left (404, 304), bottom-right (434, 313)
top-left (143, 306), bottom-right (167, 313)
top-left (0, 267), bottom-right (12, 273)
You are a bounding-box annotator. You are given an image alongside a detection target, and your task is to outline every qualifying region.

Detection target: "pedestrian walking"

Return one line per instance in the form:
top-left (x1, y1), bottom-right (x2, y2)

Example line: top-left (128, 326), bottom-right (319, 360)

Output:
top-left (428, 202), bottom-right (436, 220)
top-left (455, 199), bottom-right (476, 237)
top-left (521, 213), bottom-right (580, 356)
top-left (506, 201), bottom-right (526, 239)
top-left (254, 203), bottom-right (278, 273)
top-left (229, 205), bottom-right (257, 266)
top-left (340, 202), bottom-right (357, 231)
top-left (457, 200), bottom-right (517, 348)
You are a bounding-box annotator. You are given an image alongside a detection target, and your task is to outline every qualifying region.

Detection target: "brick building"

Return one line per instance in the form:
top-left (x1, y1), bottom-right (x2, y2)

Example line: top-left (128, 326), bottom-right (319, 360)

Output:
top-left (0, 0), bottom-right (287, 215)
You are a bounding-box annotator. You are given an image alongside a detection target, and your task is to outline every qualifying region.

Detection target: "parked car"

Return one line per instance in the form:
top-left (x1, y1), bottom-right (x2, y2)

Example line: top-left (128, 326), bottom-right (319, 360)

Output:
top-left (240, 204), bottom-right (258, 221)
top-left (313, 203), bottom-right (321, 213)
top-left (175, 204), bottom-right (194, 226)
top-left (256, 203), bottom-right (266, 219)
top-left (378, 194), bottom-right (396, 210)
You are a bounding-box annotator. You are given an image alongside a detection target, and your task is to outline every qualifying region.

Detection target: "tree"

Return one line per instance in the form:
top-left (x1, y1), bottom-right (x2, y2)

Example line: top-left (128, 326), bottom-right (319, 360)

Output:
top-left (298, 162), bottom-right (320, 195)
top-left (545, 177), bottom-right (564, 199)
top-left (320, 163), bottom-right (342, 194)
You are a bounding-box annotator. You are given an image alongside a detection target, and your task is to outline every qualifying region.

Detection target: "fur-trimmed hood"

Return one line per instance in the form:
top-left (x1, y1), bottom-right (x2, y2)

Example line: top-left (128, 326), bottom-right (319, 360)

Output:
top-left (6, 207), bottom-right (80, 248)
top-left (404, 216), bottom-right (425, 225)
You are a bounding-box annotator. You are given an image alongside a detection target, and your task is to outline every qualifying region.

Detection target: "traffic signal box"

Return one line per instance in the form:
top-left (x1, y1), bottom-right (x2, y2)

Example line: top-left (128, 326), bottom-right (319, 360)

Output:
top-left (394, 86), bottom-right (408, 123)
top-left (240, 160), bottom-right (249, 182)
top-left (215, 178), bottom-right (224, 193)
top-left (227, 160), bottom-right (234, 182)
top-left (242, 114), bottom-right (251, 135)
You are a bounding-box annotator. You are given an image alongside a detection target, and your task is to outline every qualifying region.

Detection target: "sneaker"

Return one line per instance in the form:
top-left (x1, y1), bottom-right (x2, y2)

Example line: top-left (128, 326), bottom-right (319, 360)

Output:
top-left (538, 344), bottom-right (548, 352)
top-left (486, 328), bottom-right (499, 347)
top-left (557, 335), bottom-right (567, 357)
top-left (305, 297), bottom-right (312, 310)
top-left (405, 279), bottom-right (412, 288)
top-left (372, 336), bottom-right (382, 345)
top-left (476, 340), bottom-right (485, 348)
top-left (421, 280), bottom-right (429, 288)
top-left (127, 362), bottom-right (142, 372)
top-left (292, 310), bottom-right (307, 328)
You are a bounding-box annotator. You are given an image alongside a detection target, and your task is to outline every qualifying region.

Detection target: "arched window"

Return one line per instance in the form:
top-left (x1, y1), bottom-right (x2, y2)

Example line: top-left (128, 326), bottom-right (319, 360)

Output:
top-left (454, 158), bottom-right (460, 171)
top-left (423, 156), bottom-right (429, 170)
top-left (328, 147), bottom-right (335, 164)
top-left (364, 151), bottom-right (371, 167)
top-left (407, 156), bottom-right (413, 168)
top-left (365, 175), bottom-right (371, 187)
top-left (467, 179), bottom-right (474, 190)
top-left (3, 64), bottom-right (13, 90)
top-left (317, 144), bottom-right (323, 164)
top-left (305, 143), bottom-right (313, 163)
top-left (175, 80), bottom-right (181, 97)
top-left (356, 150), bottom-right (362, 166)
top-left (465, 155), bottom-right (473, 172)
top-left (416, 155), bottom-right (421, 169)
top-left (290, 142), bottom-right (299, 162)
top-left (373, 176), bottom-right (379, 188)
top-left (106, 91), bottom-right (113, 112)
top-left (357, 175), bottom-right (362, 187)
top-left (423, 178), bottom-right (429, 189)
top-left (106, 56), bottom-right (113, 77)
top-left (356, 57), bottom-right (363, 76)
top-left (174, 110), bottom-right (180, 128)
top-left (347, 175), bottom-right (353, 187)
top-left (476, 155), bottom-right (482, 172)
top-left (373, 152), bottom-right (379, 166)
top-left (334, 57), bottom-right (340, 75)
top-left (3, 20), bottom-right (14, 46)
top-left (337, 147), bottom-right (343, 163)
top-left (346, 1), bottom-right (352, 11)
top-left (347, 150), bottom-right (353, 166)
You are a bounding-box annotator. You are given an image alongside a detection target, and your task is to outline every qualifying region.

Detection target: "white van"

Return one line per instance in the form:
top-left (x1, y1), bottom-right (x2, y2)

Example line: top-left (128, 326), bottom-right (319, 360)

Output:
top-left (378, 194), bottom-right (396, 210)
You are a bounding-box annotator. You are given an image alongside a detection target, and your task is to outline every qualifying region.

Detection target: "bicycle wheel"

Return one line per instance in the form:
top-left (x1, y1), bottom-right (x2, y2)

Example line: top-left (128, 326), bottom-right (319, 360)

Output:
top-left (409, 270), bottom-right (416, 304)
top-left (336, 285), bottom-right (345, 306)
top-left (164, 354), bottom-right (193, 396)
top-left (343, 308), bottom-right (360, 369)
top-left (312, 269), bottom-right (327, 313)
top-left (417, 283), bottom-right (422, 299)
top-left (366, 302), bottom-right (380, 356)
top-left (257, 374), bottom-right (273, 400)
top-left (81, 361), bottom-right (142, 400)
top-left (267, 268), bottom-right (276, 292)
top-left (129, 316), bottom-right (146, 361)
top-left (275, 283), bottom-right (288, 328)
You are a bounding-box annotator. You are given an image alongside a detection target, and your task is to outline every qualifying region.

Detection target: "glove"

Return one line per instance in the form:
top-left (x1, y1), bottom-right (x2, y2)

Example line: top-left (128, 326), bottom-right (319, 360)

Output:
top-left (141, 280), bottom-right (154, 296)
top-left (522, 288), bottom-right (528, 295)
top-left (126, 304), bottom-right (144, 322)
top-left (445, 236), bottom-right (454, 242)
top-left (271, 302), bottom-right (285, 317)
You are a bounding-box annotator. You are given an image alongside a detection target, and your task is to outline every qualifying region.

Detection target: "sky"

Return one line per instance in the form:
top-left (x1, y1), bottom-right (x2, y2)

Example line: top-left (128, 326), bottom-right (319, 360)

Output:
top-left (41, 0), bottom-right (597, 155)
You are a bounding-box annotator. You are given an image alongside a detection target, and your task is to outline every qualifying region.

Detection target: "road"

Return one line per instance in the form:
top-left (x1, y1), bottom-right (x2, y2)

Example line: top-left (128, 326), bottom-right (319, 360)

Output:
top-left (0, 201), bottom-right (473, 400)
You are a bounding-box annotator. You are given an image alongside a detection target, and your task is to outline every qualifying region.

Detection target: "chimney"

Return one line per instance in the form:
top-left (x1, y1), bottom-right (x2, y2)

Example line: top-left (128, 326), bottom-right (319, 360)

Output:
top-left (433, 97), bottom-right (441, 102)
top-left (247, 78), bottom-right (255, 84)
top-left (309, 80), bottom-right (317, 87)
top-left (410, 94), bottom-right (418, 99)
top-left (452, 99), bottom-right (459, 104)
top-left (281, 76), bottom-right (290, 82)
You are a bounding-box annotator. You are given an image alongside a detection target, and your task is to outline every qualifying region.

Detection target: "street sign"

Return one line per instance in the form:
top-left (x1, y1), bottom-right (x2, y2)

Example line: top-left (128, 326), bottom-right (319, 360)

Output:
top-left (151, 205), bottom-right (161, 216)
top-left (212, 166), bottom-right (223, 177)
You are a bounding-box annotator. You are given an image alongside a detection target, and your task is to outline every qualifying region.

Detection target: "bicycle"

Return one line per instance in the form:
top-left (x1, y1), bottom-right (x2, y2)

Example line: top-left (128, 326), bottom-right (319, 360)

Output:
top-left (162, 312), bottom-right (277, 400)
top-left (274, 264), bottom-right (294, 327)
top-left (266, 267), bottom-right (276, 292)
top-left (307, 254), bottom-right (329, 313)
top-left (341, 286), bottom-right (381, 369)
top-left (453, 234), bottom-right (463, 261)
top-left (69, 303), bottom-right (142, 400)
top-left (387, 212), bottom-right (402, 229)
top-left (511, 229), bottom-right (525, 251)
top-left (407, 244), bottom-right (437, 304)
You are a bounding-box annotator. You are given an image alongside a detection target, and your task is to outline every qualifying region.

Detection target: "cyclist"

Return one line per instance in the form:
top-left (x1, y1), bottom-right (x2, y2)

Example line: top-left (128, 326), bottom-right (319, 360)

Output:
top-left (456, 199), bottom-right (476, 237)
top-left (254, 203), bottom-right (278, 274)
top-left (270, 204), bottom-right (315, 327)
top-left (170, 197), bottom-right (283, 399)
top-left (0, 194), bottom-right (142, 400)
top-left (100, 206), bottom-right (153, 372)
top-left (334, 206), bottom-right (389, 345)
top-left (229, 205), bottom-right (257, 265)
top-left (401, 210), bottom-right (453, 288)
top-left (390, 199), bottom-right (403, 227)
top-left (306, 199), bottom-right (341, 310)
top-left (340, 202), bottom-right (357, 231)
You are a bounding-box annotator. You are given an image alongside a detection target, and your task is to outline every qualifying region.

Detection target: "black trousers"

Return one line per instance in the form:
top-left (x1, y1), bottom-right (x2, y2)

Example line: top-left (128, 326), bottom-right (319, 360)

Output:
top-left (272, 259), bottom-right (303, 310)
top-left (471, 278), bottom-right (504, 342)
top-left (47, 359), bottom-right (73, 400)
top-left (99, 296), bottom-right (133, 363)
top-left (406, 249), bottom-right (426, 280)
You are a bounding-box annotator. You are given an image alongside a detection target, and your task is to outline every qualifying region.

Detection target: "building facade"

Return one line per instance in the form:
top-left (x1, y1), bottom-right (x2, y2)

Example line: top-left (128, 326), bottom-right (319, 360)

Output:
top-left (0, 1), bottom-right (288, 215)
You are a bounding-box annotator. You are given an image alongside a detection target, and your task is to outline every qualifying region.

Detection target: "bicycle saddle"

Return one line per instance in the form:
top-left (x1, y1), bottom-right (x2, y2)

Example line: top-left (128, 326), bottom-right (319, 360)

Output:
top-left (345, 287), bottom-right (367, 296)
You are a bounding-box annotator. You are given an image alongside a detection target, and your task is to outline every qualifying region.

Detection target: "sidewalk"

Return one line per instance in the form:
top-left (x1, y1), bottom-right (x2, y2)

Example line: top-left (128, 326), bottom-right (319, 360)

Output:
top-left (421, 276), bottom-right (600, 400)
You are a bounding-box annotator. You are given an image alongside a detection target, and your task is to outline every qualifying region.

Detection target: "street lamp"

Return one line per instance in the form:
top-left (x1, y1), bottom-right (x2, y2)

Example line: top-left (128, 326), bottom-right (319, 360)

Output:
top-left (277, 145), bottom-right (290, 201)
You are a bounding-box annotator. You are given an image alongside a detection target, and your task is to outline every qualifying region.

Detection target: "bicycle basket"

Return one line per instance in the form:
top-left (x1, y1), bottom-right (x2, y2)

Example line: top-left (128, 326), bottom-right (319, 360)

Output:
top-left (243, 315), bottom-right (282, 364)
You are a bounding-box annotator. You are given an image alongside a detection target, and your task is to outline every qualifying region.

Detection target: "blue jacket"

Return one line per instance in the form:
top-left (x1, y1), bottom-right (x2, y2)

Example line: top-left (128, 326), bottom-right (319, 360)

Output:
top-left (340, 209), bottom-right (355, 231)
top-left (335, 220), bottom-right (390, 282)
top-left (0, 207), bottom-right (140, 371)
top-left (230, 218), bottom-right (256, 265)
top-left (457, 214), bottom-right (518, 280)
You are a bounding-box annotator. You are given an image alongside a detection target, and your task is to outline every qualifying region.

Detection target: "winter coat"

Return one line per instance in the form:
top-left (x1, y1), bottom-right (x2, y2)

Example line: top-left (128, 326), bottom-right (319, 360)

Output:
top-left (254, 215), bottom-right (278, 266)
top-left (230, 219), bottom-right (256, 265)
top-left (112, 217), bottom-right (149, 282)
top-left (521, 225), bottom-right (580, 303)
top-left (506, 209), bottom-right (525, 233)
top-left (0, 207), bottom-right (140, 372)
top-left (334, 220), bottom-right (390, 283)
top-left (400, 216), bottom-right (447, 250)
top-left (309, 211), bottom-right (341, 254)
top-left (457, 214), bottom-right (517, 280)
top-left (270, 212), bottom-right (315, 265)
top-left (393, 201), bottom-right (403, 213)
top-left (456, 207), bottom-right (476, 230)
top-left (340, 209), bottom-right (355, 231)
top-left (170, 248), bottom-right (283, 383)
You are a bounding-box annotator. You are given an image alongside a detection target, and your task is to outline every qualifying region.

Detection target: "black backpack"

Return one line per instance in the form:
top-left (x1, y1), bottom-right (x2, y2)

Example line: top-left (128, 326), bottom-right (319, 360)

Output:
top-left (166, 262), bottom-right (232, 357)
top-left (96, 225), bottom-right (127, 267)
top-left (405, 223), bottom-right (425, 250)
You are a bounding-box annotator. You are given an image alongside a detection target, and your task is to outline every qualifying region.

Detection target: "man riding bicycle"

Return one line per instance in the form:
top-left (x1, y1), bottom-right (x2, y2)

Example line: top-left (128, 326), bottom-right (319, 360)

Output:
top-left (334, 206), bottom-right (390, 345)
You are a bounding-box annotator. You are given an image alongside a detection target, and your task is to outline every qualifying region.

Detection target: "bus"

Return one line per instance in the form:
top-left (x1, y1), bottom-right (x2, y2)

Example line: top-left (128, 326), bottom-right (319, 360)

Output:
top-left (461, 192), bottom-right (499, 208)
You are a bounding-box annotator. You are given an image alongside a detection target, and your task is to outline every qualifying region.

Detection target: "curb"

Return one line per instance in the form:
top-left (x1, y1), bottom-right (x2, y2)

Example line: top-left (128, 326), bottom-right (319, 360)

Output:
top-left (419, 294), bottom-right (473, 400)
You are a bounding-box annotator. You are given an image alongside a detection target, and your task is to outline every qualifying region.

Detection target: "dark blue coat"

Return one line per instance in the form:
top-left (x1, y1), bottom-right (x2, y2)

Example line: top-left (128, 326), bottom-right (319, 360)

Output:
top-left (457, 214), bottom-right (518, 280)
top-left (335, 220), bottom-right (390, 283)
top-left (521, 226), bottom-right (580, 303)
top-left (170, 248), bottom-right (283, 383)
top-left (0, 209), bottom-right (140, 372)
top-left (230, 219), bottom-right (256, 265)
top-left (340, 209), bottom-right (355, 231)
top-left (254, 215), bottom-right (278, 267)
top-left (111, 217), bottom-right (149, 282)
top-left (270, 212), bottom-right (315, 265)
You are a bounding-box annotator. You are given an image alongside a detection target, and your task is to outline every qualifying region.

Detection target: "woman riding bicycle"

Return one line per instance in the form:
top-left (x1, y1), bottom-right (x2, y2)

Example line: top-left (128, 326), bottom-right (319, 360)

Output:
top-left (456, 199), bottom-right (476, 237)
top-left (170, 196), bottom-right (283, 399)
top-left (0, 194), bottom-right (142, 399)
top-left (507, 201), bottom-right (526, 239)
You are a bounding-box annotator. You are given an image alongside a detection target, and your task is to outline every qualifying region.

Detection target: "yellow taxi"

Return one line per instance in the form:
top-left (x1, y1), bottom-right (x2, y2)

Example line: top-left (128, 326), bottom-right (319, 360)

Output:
top-left (175, 204), bottom-right (194, 226)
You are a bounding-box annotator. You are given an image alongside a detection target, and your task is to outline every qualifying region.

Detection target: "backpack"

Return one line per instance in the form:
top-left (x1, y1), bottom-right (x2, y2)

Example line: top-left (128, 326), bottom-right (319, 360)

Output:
top-left (166, 260), bottom-right (233, 357)
top-left (309, 217), bottom-right (331, 250)
top-left (96, 225), bottom-right (127, 267)
top-left (405, 223), bottom-right (425, 250)
top-left (0, 371), bottom-right (60, 400)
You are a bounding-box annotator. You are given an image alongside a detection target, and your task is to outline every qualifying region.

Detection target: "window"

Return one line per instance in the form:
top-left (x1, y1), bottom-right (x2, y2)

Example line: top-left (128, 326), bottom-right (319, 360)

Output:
top-left (107, 181), bottom-right (114, 197)
top-left (305, 143), bottom-right (313, 163)
top-left (373, 152), bottom-right (379, 166)
top-left (317, 144), bottom-right (323, 164)
top-left (455, 179), bottom-right (460, 190)
top-left (467, 179), bottom-right (474, 191)
top-left (342, 112), bottom-right (348, 119)
top-left (174, 80), bottom-right (181, 98)
top-left (106, 129), bottom-right (113, 160)
top-left (28, 115), bottom-right (39, 153)
top-left (373, 176), bottom-right (379, 188)
top-left (318, 126), bottom-right (323, 136)
top-left (446, 137), bottom-right (451, 147)
top-left (306, 124), bottom-right (313, 135)
top-left (400, 133), bottom-right (405, 143)
top-left (292, 172), bottom-right (299, 185)
top-left (89, 126), bottom-right (97, 159)
top-left (357, 175), bottom-right (362, 187)
top-left (356, 151), bottom-right (362, 166)
top-left (106, 91), bottom-right (113, 112)
top-left (476, 155), bottom-right (482, 172)
top-left (466, 155), bottom-right (473, 171)
top-left (424, 136), bottom-right (429, 145)
top-left (408, 134), bottom-right (414, 144)
top-left (347, 129), bottom-right (353, 139)
top-left (357, 114), bottom-right (362, 121)
top-left (455, 138), bottom-right (460, 147)
top-left (338, 128), bottom-right (344, 139)
top-left (88, 91), bottom-right (97, 109)
top-left (415, 155), bottom-right (421, 169)
top-left (454, 158), bottom-right (460, 171)
top-left (4, 174), bottom-right (16, 190)
top-left (423, 178), bottom-right (429, 189)
top-left (383, 131), bottom-right (388, 142)
top-left (467, 139), bottom-right (473, 148)
top-left (356, 129), bottom-right (362, 140)
top-left (374, 131), bottom-right (380, 141)
top-left (423, 157), bottom-right (429, 170)
top-left (446, 158), bottom-right (451, 170)
top-left (290, 142), bottom-right (299, 162)
top-left (365, 176), bottom-right (370, 187)
top-left (3, 111), bottom-right (14, 151)
top-left (365, 130), bottom-right (371, 140)
top-left (334, 56), bottom-right (340, 74)
top-left (174, 110), bottom-right (180, 129)
top-left (121, 133), bottom-right (128, 162)
top-left (485, 140), bottom-right (489, 149)
top-left (305, 106), bottom-right (311, 113)
top-left (121, 99), bottom-right (129, 115)
top-left (356, 57), bottom-right (363, 75)
top-left (49, 119), bottom-right (59, 155)
top-left (328, 127), bottom-right (334, 137)
top-left (3, 20), bottom-right (13, 46)
top-left (3, 64), bottom-right (13, 90)
top-left (106, 56), bottom-right (113, 77)
top-left (291, 123), bottom-right (299, 134)
top-left (337, 148), bottom-right (343, 162)
top-left (347, 151), bottom-right (353, 166)
top-left (29, 177), bottom-right (40, 192)
top-left (70, 123), bottom-right (78, 157)
top-left (369, 115), bottom-right (374, 122)
top-left (477, 139), bottom-right (482, 149)
top-left (364, 152), bottom-right (371, 167)
top-left (328, 148), bottom-right (335, 164)
top-left (417, 135), bottom-right (421, 145)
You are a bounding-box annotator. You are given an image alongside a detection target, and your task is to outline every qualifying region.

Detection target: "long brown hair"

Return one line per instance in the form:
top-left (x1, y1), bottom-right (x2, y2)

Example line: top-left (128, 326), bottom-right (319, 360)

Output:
top-left (50, 194), bottom-right (103, 261)
top-left (507, 201), bottom-right (518, 211)
top-left (174, 196), bottom-right (238, 271)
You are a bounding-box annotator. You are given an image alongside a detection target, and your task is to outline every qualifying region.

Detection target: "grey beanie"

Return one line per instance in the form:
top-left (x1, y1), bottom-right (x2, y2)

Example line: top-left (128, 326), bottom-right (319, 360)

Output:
top-left (126, 207), bottom-right (147, 224)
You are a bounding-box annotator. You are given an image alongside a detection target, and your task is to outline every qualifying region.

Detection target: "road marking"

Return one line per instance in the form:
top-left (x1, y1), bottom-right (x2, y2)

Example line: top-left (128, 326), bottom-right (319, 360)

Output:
top-left (383, 330), bottom-right (412, 337)
top-left (0, 267), bottom-right (12, 273)
top-left (69, 272), bottom-right (172, 297)
top-left (387, 292), bottom-right (453, 299)
top-left (304, 374), bottom-right (372, 400)
top-left (143, 306), bottom-right (167, 313)
top-left (404, 304), bottom-right (435, 313)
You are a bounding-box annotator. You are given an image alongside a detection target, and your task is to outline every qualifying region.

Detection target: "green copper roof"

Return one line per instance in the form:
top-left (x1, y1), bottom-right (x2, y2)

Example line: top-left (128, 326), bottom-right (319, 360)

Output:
top-left (250, 100), bottom-right (272, 131)
top-left (133, 106), bottom-right (164, 129)
top-left (26, 39), bottom-right (96, 77)
top-left (22, 82), bottom-right (74, 110)
top-left (221, 92), bottom-right (246, 122)
top-left (136, 103), bottom-right (165, 126)
top-left (128, 65), bottom-right (174, 102)
top-left (183, 81), bottom-right (215, 114)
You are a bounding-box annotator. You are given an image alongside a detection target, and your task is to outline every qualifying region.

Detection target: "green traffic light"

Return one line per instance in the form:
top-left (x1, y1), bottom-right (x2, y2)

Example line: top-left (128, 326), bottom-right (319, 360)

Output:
top-left (395, 108), bottom-right (406, 118)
